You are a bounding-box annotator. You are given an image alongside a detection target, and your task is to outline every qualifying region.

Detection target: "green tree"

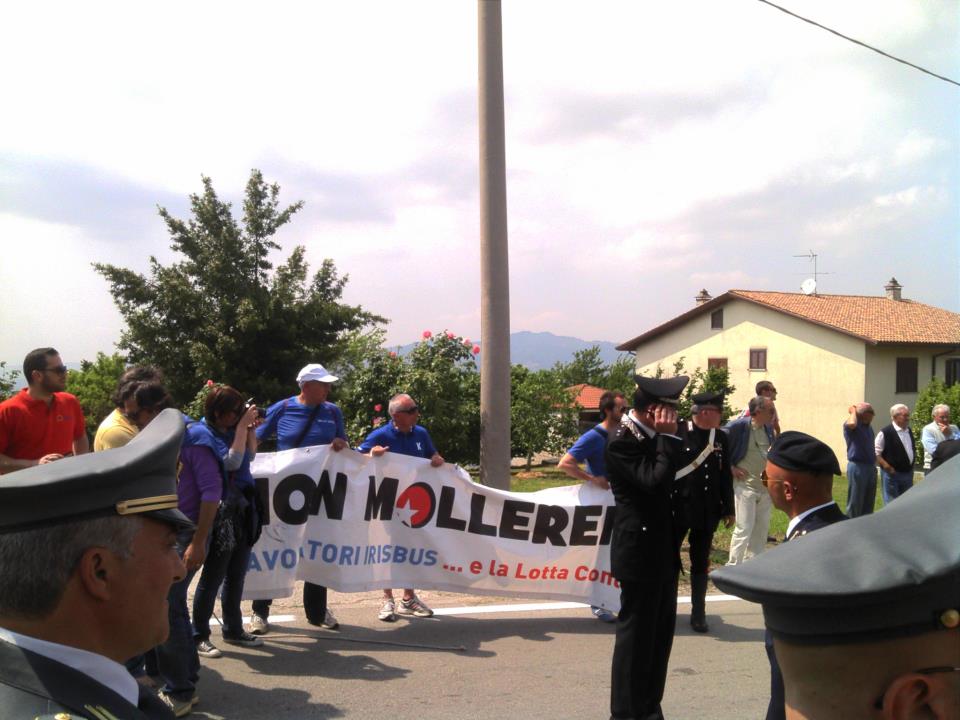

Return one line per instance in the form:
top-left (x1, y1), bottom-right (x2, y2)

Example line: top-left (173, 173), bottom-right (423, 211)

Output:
top-left (65, 352), bottom-right (128, 438)
top-left (94, 170), bottom-right (383, 404)
top-left (511, 366), bottom-right (579, 470)
top-left (554, 346), bottom-right (607, 388)
top-left (0, 362), bottom-right (21, 402)
top-left (603, 354), bottom-right (637, 397)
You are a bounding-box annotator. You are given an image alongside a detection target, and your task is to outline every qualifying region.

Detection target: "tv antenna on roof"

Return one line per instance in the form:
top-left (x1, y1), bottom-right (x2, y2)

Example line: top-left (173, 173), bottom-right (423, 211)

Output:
top-left (793, 250), bottom-right (833, 294)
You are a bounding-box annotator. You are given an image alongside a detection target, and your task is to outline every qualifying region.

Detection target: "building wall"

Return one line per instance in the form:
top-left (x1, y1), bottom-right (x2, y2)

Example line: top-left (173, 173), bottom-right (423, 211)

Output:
top-left (632, 299), bottom-right (866, 464)
top-left (864, 345), bottom-right (949, 422)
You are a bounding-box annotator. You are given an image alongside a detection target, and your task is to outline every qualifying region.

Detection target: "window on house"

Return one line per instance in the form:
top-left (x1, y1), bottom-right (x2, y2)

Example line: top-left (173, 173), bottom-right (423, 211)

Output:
top-left (708, 358), bottom-right (728, 370)
top-left (749, 349), bottom-right (767, 371)
top-left (895, 357), bottom-right (918, 393)
top-left (711, 309), bottom-right (723, 329)
top-left (946, 359), bottom-right (960, 387)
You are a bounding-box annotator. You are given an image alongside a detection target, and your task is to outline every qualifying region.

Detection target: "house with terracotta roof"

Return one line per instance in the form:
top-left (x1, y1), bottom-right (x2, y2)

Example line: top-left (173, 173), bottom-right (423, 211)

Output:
top-left (566, 383), bottom-right (610, 432)
top-left (616, 279), bottom-right (960, 464)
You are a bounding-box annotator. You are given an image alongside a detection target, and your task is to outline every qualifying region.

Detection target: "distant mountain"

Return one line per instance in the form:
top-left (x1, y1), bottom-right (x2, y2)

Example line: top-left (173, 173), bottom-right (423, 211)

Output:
top-left (392, 331), bottom-right (629, 370)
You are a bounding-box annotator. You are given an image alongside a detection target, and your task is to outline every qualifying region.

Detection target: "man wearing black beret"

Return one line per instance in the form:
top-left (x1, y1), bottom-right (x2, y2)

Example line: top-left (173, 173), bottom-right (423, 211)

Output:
top-left (758, 431), bottom-right (846, 720)
top-left (0, 409), bottom-right (192, 719)
top-left (605, 374), bottom-right (689, 720)
top-left (713, 453), bottom-right (960, 720)
top-left (672, 391), bottom-right (734, 634)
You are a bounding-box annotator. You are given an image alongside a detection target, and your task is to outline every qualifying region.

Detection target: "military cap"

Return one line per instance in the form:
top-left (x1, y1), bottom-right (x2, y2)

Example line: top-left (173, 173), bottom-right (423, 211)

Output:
top-left (691, 391), bottom-right (724, 409)
top-left (633, 375), bottom-right (689, 407)
top-left (712, 457), bottom-right (960, 644)
top-left (0, 408), bottom-right (192, 533)
top-left (766, 430), bottom-right (841, 476)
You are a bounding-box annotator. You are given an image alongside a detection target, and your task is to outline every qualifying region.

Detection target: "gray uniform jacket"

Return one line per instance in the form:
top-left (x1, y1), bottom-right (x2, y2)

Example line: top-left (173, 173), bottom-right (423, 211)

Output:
top-left (0, 640), bottom-right (173, 719)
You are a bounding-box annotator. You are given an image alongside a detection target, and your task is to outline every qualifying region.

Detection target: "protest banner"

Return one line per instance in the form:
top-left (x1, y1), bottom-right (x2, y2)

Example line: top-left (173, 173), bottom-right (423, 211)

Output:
top-left (243, 446), bottom-right (620, 611)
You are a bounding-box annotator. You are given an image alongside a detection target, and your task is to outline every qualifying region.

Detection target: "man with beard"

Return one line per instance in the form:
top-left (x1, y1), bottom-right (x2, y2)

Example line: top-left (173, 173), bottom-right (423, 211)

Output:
top-left (0, 347), bottom-right (88, 473)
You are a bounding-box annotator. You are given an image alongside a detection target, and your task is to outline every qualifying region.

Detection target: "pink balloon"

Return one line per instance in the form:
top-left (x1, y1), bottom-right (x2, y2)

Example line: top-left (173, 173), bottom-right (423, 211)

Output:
top-left (422, 330), bottom-right (432, 339)
top-left (472, 345), bottom-right (480, 354)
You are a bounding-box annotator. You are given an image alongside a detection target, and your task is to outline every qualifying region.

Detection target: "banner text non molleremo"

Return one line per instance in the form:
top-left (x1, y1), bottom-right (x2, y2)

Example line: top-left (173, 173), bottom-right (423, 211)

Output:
top-left (243, 446), bottom-right (620, 611)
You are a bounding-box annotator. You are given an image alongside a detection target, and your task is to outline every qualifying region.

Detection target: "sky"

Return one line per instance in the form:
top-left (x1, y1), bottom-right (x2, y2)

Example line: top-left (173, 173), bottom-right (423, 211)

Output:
top-left (1, 0), bottom-right (957, 365)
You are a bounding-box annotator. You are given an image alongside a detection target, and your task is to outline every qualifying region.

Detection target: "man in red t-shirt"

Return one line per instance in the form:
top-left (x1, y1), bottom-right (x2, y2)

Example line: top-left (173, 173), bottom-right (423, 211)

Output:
top-left (0, 347), bottom-right (89, 474)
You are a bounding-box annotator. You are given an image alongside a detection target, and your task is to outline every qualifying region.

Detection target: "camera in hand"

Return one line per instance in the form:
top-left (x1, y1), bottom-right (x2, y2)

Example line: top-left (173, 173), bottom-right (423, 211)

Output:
top-left (245, 398), bottom-right (267, 419)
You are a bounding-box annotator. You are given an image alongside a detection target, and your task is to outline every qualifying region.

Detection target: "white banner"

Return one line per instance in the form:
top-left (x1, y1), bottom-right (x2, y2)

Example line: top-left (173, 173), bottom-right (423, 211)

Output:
top-left (243, 446), bottom-right (620, 611)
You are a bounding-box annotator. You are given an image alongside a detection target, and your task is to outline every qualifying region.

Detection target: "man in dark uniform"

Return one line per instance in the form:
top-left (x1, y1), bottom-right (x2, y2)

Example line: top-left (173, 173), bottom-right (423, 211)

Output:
top-left (0, 409), bottom-right (192, 719)
top-left (758, 431), bottom-right (846, 720)
top-left (712, 456), bottom-right (960, 720)
top-left (672, 391), bottom-right (734, 633)
top-left (606, 374), bottom-right (689, 720)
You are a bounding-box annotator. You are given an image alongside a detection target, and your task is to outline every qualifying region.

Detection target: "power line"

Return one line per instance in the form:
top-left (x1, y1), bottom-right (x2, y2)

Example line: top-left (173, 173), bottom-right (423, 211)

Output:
top-left (756, 0), bottom-right (960, 88)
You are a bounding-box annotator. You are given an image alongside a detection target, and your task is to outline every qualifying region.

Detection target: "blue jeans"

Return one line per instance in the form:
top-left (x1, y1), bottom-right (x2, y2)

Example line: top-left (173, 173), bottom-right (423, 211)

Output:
top-left (192, 534), bottom-right (254, 641)
top-left (156, 528), bottom-right (200, 701)
top-left (846, 462), bottom-right (877, 518)
top-left (880, 469), bottom-right (913, 505)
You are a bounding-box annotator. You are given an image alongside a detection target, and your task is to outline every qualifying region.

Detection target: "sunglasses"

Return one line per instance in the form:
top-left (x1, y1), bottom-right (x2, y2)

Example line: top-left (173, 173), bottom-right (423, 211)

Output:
top-left (42, 365), bottom-right (68, 375)
top-left (398, 406), bottom-right (419, 414)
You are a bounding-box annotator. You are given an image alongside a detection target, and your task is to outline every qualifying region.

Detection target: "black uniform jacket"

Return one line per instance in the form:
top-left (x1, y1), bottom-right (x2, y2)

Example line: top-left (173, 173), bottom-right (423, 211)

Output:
top-left (0, 639), bottom-right (173, 719)
top-left (672, 421), bottom-right (734, 529)
top-left (786, 502), bottom-right (847, 541)
top-left (605, 417), bottom-right (684, 582)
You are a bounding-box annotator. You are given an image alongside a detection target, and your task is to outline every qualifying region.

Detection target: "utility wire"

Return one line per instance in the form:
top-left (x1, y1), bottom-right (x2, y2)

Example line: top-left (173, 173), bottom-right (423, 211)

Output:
top-left (757, 0), bottom-right (960, 88)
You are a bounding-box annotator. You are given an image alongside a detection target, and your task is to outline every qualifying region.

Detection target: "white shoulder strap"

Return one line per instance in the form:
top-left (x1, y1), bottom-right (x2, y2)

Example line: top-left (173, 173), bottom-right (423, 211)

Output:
top-left (675, 427), bottom-right (716, 479)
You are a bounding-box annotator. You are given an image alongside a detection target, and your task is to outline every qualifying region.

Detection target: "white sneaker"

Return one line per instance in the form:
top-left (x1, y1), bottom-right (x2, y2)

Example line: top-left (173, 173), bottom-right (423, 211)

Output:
top-left (321, 608), bottom-right (339, 629)
top-left (378, 599), bottom-right (397, 622)
top-left (397, 594), bottom-right (433, 618)
top-left (249, 613), bottom-right (270, 636)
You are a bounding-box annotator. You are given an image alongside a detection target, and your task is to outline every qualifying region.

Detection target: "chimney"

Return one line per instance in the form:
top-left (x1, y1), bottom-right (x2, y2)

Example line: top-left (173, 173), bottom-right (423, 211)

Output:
top-left (695, 289), bottom-right (712, 306)
top-left (884, 277), bottom-right (903, 301)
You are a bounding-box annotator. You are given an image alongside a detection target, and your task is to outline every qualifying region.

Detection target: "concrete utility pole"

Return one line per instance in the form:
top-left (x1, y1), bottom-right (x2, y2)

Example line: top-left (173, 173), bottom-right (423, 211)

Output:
top-left (478, 0), bottom-right (511, 490)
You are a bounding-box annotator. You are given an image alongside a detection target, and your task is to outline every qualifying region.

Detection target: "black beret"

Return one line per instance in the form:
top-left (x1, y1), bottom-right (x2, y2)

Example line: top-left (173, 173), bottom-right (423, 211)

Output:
top-left (766, 431), bottom-right (841, 476)
top-left (712, 458), bottom-right (960, 644)
top-left (0, 409), bottom-right (193, 533)
top-left (691, 391), bottom-right (724, 409)
top-left (633, 375), bottom-right (689, 406)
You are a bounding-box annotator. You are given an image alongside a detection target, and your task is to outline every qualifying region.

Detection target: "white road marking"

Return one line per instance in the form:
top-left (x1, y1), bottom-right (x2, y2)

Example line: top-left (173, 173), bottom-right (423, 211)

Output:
top-left (232, 595), bottom-right (742, 624)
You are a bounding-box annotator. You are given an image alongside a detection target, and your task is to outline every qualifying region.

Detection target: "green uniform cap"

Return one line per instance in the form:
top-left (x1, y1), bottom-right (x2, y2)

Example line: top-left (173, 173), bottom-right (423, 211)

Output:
top-left (0, 408), bottom-right (193, 533)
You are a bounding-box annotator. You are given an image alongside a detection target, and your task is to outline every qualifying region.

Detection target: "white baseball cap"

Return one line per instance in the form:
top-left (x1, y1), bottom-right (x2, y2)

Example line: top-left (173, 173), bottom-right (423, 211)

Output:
top-left (296, 363), bottom-right (339, 386)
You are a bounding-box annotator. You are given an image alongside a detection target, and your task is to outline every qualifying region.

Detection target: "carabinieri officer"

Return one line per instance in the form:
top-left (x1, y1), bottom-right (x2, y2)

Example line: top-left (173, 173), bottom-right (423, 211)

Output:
top-left (0, 409), bottom-right (192, 719)
top-left (606, 375), bottom-right (689, 720)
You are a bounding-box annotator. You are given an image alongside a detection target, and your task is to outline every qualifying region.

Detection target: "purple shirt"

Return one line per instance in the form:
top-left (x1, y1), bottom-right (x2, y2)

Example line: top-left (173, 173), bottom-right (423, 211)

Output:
top-left (843, 422), bottom-right (876, 464)
top-left (177, 445), bottom-right (223, 522)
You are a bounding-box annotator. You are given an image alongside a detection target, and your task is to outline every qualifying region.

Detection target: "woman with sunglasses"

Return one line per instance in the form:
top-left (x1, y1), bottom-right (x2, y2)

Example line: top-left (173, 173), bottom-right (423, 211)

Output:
top-left (185, 386), bottom-right (264, 658)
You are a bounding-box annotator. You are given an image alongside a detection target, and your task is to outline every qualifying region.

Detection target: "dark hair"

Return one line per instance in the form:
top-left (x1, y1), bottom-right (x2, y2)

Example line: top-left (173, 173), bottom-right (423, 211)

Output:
top-left (131, 381), bottom-right (173, 414)
top-left (23, 348), bottom-right (59, 383)
top-left (756, 380), bottom-right (776, 395)
top-left (633, 387), bottom-right (653, 412)
top-left (204, 386), bottom-right (244, 425)
top-left (598, 391), bottom-right (625, 420)
top-left (112, 365), bottom-right (164, 408)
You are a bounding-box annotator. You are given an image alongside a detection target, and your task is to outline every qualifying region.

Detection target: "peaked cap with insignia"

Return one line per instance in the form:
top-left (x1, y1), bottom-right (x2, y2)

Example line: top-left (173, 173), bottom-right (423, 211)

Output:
top-left (712, 457), bottom-right (960, 644)
top-left (0, 408), bottom-right (192, 533)
top-left (633, 375), bottom-right (689, 407)
top-left (691, 391), bottom-right (724, 409)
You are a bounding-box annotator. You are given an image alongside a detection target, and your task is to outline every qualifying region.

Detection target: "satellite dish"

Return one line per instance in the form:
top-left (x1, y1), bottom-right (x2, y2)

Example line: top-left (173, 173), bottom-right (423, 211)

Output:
top-left (801, 278), bottom-right (817, 295)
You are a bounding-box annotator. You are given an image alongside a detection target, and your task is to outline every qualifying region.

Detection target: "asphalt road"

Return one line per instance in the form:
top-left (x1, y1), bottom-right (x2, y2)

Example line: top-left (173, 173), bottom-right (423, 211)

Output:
top-left (180, 588), bottom-right (769, 720)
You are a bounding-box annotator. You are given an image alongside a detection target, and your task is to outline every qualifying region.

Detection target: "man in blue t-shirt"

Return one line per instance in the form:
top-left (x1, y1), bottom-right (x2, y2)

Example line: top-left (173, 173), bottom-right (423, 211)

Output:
top-left (558, 390), bottom-right (625, 622)
top-left (358, 393), bottom-right (443, 622)
top-left (250, 363), bottom-right (348, 634)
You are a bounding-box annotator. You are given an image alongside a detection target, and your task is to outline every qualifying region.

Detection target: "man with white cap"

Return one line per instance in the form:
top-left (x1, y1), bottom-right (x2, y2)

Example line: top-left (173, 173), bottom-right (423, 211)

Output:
top-left (251, 363), bottom-right (348, 633)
